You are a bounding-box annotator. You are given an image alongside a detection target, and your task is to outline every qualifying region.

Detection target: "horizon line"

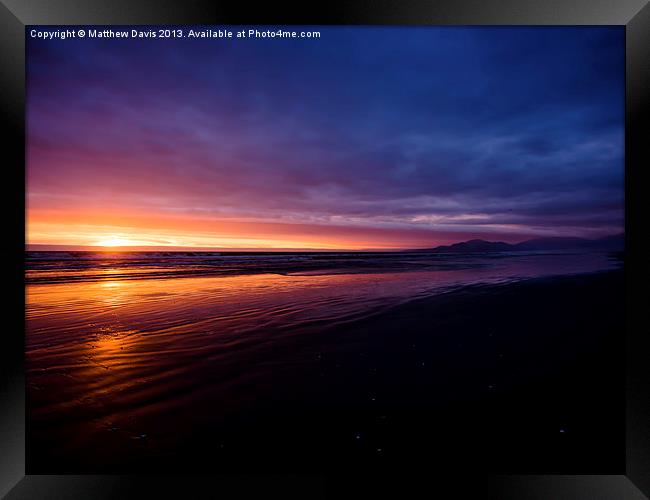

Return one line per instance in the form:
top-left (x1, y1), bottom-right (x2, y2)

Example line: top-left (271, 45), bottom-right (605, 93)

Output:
top-left (26, 232), bottom-right (623, 253)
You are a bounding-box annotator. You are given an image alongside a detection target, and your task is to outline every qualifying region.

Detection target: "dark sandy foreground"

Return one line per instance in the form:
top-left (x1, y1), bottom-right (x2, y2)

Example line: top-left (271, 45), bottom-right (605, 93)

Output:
top-left (28, 268), bottom-right (624, 475)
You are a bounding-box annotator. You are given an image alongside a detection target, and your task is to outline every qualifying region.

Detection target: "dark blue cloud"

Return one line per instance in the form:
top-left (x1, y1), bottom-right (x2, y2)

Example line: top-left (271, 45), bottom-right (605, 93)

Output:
top-left (27, 26), bottom-right (624, 238)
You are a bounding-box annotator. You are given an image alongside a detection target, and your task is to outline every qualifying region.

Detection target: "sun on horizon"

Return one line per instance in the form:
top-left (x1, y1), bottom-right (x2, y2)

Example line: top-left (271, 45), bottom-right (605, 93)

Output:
top-left (95, 237), bottom-right (139, 247)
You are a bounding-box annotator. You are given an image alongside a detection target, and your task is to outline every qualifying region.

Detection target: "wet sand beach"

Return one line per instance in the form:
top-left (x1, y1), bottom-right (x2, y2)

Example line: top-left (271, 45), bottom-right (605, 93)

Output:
top-left (26, 252), bottom-right (624, 473)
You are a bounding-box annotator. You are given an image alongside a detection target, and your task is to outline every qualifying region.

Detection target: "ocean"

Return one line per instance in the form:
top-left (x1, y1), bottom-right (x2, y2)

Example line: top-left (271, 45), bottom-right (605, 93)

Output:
top-left (25, 249), bottom-right (623, 472)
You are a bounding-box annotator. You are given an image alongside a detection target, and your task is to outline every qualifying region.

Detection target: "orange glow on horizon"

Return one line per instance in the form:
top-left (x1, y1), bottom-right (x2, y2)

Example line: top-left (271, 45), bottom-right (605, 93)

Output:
top-left (96, 237), bottom-right (139, 247)
top-left (26, 205), bottom-right (534, 251)
top-left (26, 207), bottom-right (475, 251)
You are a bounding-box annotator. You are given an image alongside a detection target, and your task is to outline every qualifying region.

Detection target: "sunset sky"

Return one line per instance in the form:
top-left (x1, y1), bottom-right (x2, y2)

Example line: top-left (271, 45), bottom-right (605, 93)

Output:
top-left (27, 27), bottom-right (624, 250)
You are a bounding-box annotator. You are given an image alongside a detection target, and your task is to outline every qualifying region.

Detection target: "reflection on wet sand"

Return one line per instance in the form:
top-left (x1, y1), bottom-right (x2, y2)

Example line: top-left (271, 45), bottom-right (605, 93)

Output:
top-left (26, 251), bottom-right (620, 470)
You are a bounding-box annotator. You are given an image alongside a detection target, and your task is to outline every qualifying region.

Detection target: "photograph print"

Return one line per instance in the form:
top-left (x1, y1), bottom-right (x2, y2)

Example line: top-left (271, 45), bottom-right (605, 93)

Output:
top-left (26, 26), bottom-right (625, 473)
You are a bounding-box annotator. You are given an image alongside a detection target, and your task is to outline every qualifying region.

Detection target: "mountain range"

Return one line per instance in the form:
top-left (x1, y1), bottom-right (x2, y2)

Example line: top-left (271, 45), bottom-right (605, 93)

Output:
top-left (420, 233), bottom-right (624, 254)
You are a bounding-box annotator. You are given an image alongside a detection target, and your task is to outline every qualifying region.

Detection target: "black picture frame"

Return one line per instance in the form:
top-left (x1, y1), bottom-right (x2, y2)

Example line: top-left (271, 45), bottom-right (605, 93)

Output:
top-left (2, 1), bottom-right (648, 498)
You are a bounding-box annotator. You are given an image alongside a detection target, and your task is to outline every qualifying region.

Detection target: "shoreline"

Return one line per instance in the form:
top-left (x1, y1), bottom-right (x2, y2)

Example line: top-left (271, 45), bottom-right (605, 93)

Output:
top-left (28, 267), bottom-right (625, 474)
top-left (25, 250), bottom-right (622, 285)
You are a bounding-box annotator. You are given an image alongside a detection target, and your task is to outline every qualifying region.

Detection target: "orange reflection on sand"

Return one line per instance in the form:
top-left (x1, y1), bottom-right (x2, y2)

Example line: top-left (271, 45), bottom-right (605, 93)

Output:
top-left (25, 251), bottom-right (620, 463)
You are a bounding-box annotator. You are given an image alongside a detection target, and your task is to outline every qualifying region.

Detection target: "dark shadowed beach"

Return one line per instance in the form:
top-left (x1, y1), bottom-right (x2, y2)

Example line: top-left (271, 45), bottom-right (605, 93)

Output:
top-left (26, 251), bottom-right (624, 474)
